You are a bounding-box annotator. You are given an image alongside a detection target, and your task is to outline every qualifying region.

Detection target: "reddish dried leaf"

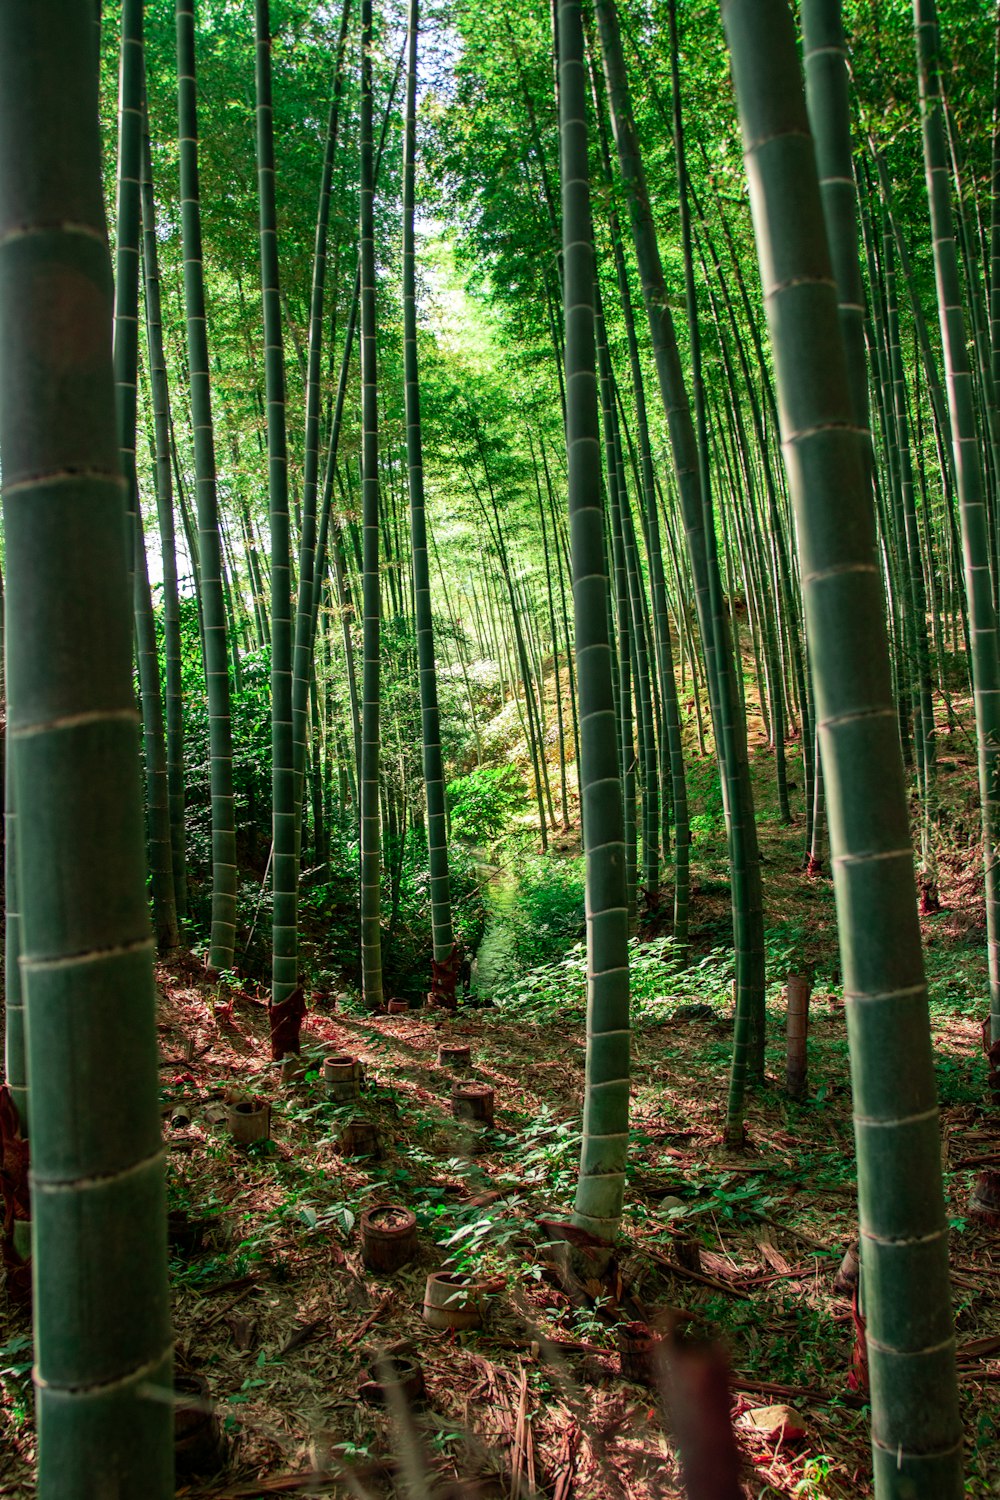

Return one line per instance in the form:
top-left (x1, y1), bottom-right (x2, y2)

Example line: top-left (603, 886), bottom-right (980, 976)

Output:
top-left (847, 1290), bottom-right (869, 1394)
top-left (269, 986), bottom-right (306, 1060)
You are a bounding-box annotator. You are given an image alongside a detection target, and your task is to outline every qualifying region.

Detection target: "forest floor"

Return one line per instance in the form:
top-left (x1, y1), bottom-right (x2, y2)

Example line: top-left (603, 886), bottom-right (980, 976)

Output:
top-left (2, 733), bottom-right (1000, 1498)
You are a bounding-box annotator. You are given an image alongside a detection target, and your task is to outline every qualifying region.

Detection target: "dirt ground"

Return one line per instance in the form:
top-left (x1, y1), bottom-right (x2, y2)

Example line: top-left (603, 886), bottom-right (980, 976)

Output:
top-left (1, 732), bottom-right (999, 1498)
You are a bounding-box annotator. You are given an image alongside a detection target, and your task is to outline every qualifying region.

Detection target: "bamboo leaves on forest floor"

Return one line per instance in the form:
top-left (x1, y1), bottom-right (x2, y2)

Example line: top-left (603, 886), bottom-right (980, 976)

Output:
top-left (3, 764), bottom-right (999, 1496)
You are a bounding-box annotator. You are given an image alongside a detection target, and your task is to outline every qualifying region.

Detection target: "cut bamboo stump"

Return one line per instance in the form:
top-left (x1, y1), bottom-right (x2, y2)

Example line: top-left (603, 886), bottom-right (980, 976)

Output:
top-left (438, 1044), bottom-right (472, 1071)
top-left (784, 974), bottom-right (811, 1099)
top-left (451, 1082), bottom-right (494, 1125)
top-left (227, 1099), bottom-right (270, 1147)
top-left (324, 1054), bottom-right (363, 1103)
top-left (338, 1119), bottom-right (380, 1159)
top-left (618, 1320), bottom-right (661, 1387)
top-left (422, 1271), bottom-right (488, 1331)
top-left (360, 1205), bottom-right (418, 1272)
top-left (970, 1170), bottom-right (1000, 1226)
top-left (174, 1373), bottom-right (226, 1479)
top-left (359, 1353), bottom-right (427, 1407)
top-left (168, 1210), bottom-right (207, 1257)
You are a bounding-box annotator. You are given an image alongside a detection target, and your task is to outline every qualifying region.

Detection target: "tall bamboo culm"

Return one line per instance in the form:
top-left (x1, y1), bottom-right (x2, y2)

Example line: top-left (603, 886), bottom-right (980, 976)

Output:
top-left (3, 746), bottom-right (24, 1127)
top-left (292, 0), bottom-right (352, 804)
top-left (254, 0), bottom-right (298, 1008)
top-left (914, 0), bottom-right (1000, 1043)
top-left (114, 1), bottom-right (178, 954)
top-left (723, 2), bottom-right (963, 1492)
top-left (594, 0), bottom-right (766, 1135)
top-left (140, 107), bottom-right (187, 923)
top-left (0, 1), bottom-right (174, 1490)
top-left (404, 0), bottom-right (454, 966)
top-left (176, 0), bottom-right (238, 971)
top-left (558, 0), bottom-right (631, 1242)
top-left (360, 0), bottom-right (384, 1010)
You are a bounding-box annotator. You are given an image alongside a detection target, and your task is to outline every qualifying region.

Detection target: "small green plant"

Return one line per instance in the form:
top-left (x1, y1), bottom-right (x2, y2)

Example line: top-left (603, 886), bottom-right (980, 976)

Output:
top-left (494, 855), bottom-right (586, 980)
top-left (572, 1297), bottom-right (613, 1342)
top-left (447, 764), bottom-right (526, 846)
top-left (793, 1455), bottom-right (833, 1497)
top-left (0, 1332), bottom-right (33, 1424)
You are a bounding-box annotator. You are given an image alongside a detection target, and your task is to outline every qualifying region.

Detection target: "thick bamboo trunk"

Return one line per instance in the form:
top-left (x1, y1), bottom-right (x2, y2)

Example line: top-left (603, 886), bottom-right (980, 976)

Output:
top-left (723, 2), bottom-right (963, 1491)
top-left (0, 2), bottom-right (173, 1487)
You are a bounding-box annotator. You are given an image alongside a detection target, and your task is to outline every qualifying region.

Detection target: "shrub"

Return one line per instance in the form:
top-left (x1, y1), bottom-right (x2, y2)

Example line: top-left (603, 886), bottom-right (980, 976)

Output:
top-left (447, 764), bottom-right (527, 847)
top-left (494, 854), bottom-right (585, 982)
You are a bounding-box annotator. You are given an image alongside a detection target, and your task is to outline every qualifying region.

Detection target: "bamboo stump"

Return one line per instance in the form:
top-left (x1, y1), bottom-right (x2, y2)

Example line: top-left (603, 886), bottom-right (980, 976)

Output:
top-left (227, 1099), bottom-right (270, 1147)
top-left (784, 974), bottom-right (811, 1098)
top-left (970, 1170), bottom-right (1000, 1226)
top-left (618, 1320), bottom-right (661, 1387)
top-left (167, 1210), bottom-right (207, 1257)
top-left (324, 1054), bottom-right (363, 1103)
top-left (438, 1043), bottom-right (471, 1071)
top-left (451, 1082), bottom-right (494, 1125)
top-left (359, 1352), bottom-right (427, 1407)
top-left (338, 1119), bottom-right (380, 1159)
top-left (174, 1374), bottom-right (226, 1479)
top-left (422, 1270), bottom-right (488, 1331)
top-left (360, 1206), bottom-right (418, 1272)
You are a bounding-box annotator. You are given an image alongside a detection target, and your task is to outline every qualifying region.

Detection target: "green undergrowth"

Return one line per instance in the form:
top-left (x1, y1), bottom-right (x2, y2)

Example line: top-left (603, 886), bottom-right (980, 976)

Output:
top-left (30, 874), bottom-right (984, 1500)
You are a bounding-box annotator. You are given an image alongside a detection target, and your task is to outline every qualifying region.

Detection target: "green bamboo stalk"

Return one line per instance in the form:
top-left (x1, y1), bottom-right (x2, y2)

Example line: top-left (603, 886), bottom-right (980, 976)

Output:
top-left (693, 191), bottom-right (815, 848)
top-left (254, 0), bottom-right (297, 1011)
top-left (589, 59), bottom-right (688, 933)
top-left (594, 0), bottom-right (765, 1126)
top-left (801, 0), bottom-right (869, 426)
top-left (883, 216), bottom-right (935, 798)
top-left (4, 742), bottom-right (25, 1129)
top-left (311, 272), bottom-right (359, 644)
top-left (804, 3), bottom-right (935, 799)
top-left (404, 0), bottom-right (453, 965)
top-left (608, 357), bottom-right (659, 906)
top-left (722, 3), bottom-right (963, 1492)
top-left (464, 439), bottom-right (554, 845)
top-left (0, 2), bottom-right (173, 1488)
top-left (944, 101), bottom-right (1000, 604)
top-left (915, 0), bottom-right (1000, 1041)
top-left (541, 440), bottom-right (583, 791)
top-left (176, 0), bottom-right (238, 971)
top-left (708, 287), bottom-right (790, 823)
top-left (991, 5), bottom-right (1000, 402)
top-left (532, 440), bottom-right (570, 826)
top-left (292, 0), bottom-right (352, 808)
top-left (558, 0), bottom-right (630, 1241)
top-left (858, 194), bottom-right (918, 768)
top-left (430, 523), bottom-right (485, 766)
top-left (133, 513), bottom-right (179, 951)
top-left (113, 0), bottom-right (177, 953)
top-left (359, 0), bottom-right (383, 1010)
top-left (140, 106), bottom-right (187, 924)
top-left (597, 309), bottom-right (638, 930)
